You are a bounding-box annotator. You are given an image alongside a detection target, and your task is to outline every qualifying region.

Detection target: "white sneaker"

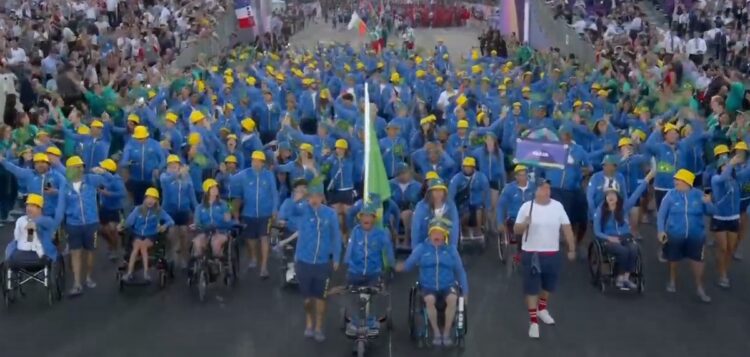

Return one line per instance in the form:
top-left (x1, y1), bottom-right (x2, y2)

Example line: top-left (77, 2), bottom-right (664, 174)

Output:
top-left (537, 309), bottom-right (556, 325)
top-left (528, 323), bottom-right (540, 339)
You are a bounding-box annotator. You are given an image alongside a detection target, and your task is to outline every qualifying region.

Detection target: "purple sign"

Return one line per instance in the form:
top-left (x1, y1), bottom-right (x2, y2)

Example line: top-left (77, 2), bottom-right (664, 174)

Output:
top-left (514, 139), bottom-right (569, 169)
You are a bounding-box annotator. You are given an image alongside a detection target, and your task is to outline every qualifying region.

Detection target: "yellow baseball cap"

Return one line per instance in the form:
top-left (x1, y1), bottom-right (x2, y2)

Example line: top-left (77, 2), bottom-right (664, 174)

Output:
top-left (202, 178), bottom-right (218, 193)
top-left (673, 169), bottom-right (695, 186)
top-left (26, 193), bottom-right (43, 207)
top-left (241, 118), bottom-right (256, 132)
top-left (167, 154), bottom-right (181, 164)
top-left (251, 151), bottom-right (266, 161)
top-left (145, 187), bottom-right (160, 199)
top-left (335, 139), bottom-right (348, 149)
top-left (132, 126), bottom-right (149, 140)
top-left (99, 159), bottom-right (117, 172)
top-left (462, 157), bottom-right (476, 167)
top-left (46, 146), bottom-right (62, 157)
top-left (33, 153), bottom-right (49, 163)
top-left (457, 120), bottom-right (469, 129)
top-left (65, 156), bottom-right (84, 167)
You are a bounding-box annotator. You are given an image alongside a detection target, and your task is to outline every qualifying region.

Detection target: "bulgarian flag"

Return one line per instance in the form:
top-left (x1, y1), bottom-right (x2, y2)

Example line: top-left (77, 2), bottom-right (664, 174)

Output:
top-left (347, 11), bottom-right (367, 36)
top-left (363, 83), bottom-right (391, 210)
top-left (235, 0), bottom-right (256, 29)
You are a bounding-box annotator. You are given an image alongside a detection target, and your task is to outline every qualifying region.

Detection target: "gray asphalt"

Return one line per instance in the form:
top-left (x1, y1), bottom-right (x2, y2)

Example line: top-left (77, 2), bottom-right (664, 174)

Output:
top-left (0, 221), bottom-right (749, 357)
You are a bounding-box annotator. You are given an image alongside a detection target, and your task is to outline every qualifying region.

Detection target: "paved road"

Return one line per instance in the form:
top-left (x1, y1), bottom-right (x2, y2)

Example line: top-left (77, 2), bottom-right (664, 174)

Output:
top-left (2, 24), bottom-right (750, 357)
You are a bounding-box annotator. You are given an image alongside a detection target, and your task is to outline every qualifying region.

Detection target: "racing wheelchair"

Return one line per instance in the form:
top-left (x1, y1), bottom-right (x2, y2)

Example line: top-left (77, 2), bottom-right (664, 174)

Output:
top-left (587, 235), bottom-right (645, 293)
top-left (336, 281), bottom-right (393, 357)
top-left (116, 230), bottom-right (175, 291)
top-left (1, 252), bottom-right (65, 307)
top-left (186, 226), bottom-right (241, 302)
top-left (407, 282), bottom-right (467, 349)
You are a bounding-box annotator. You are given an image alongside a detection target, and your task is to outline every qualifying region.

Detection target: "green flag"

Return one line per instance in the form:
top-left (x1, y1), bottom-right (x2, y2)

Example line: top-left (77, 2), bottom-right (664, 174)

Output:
top-left (363, 83), bottom-right (391, 205)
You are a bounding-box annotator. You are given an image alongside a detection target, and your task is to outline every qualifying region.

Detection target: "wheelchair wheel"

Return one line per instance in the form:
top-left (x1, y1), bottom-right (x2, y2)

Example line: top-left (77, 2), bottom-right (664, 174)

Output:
top-left (158, 270), bottom-right (168, 289)
top-left (55, 258), bottom-right (65, 301)
top-left (635, 245), bottom-right (645, 294)
top-left (497, 232), bottom-right (508, 265)
top-left (407, 286), bottom-right (418, 342)
top-left (228, 240), bottom-right (240, 287)
top-left (356, 340), bottom-right (365, 357)
top-left (197, 269), bottom-right (208, 302)
top-left (587, 242), bottom-right (606, 292)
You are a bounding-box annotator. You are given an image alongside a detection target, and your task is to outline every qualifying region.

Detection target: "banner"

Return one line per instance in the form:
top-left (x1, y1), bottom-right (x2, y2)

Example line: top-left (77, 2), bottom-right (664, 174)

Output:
top-left (235, 0), bottom-right (256, 29)
top-left (514, 139), bottom-right (569, 169)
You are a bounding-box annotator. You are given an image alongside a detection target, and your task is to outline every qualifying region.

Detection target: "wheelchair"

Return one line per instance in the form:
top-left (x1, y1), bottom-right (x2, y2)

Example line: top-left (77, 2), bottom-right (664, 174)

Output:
top-left (497, 219), bottom-right (522, 276)
top-left (587, 237), bottom-right (645, 293)
top-left (115, 231), bottom-right (175, 291)
top-left (457, 205), bottom-right (487, 255)
top-left (1, 251), bottom-right (65, 307)
top-left (186, 227), bottom-right (241, 302)
top-left (407, 282), bottom-right (467, 349)
top-left (269, 223), bottom-right (297, 289)
top-left (339, 283), bottom-right (393, 357)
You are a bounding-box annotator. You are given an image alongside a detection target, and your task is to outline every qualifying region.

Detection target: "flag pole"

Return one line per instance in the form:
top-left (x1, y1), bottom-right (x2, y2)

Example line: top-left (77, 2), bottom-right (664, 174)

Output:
top-left (363, 82), bottom-right (371, 203)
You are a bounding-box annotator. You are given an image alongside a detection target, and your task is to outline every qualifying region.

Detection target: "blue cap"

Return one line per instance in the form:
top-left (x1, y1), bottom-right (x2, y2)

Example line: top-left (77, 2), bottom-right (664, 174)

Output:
top-left (277, 141), bottom-right (292, 151)
top-left (601, 154), bottom-right (619, 166)
top-left (558, 124), bottom-right (572, 135)
top-left (396, 162), bottom-right (410, 175)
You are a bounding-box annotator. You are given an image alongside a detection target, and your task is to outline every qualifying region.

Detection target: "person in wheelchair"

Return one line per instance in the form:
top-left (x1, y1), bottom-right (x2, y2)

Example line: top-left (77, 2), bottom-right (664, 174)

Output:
top-left (396, 218), bottom-right (469, 347)
top-left (448, 157), bottom-right (490, 239)
top-left (388, 163), bottom-right (421, 247)
top-left (121, 188), bottom-right (175, 282)
top-left (4, 193), bottom-right (64, 270)
top-left (343, 199), bottom-right (395, 336)
top-left (497, 165), bottom-right (535, 238)
top-left (191, 179), bottom-right (233, 259)
top-left (411, 179), bottom-right (459, 250)
top-left (592, 170), bottom-right (653, 290)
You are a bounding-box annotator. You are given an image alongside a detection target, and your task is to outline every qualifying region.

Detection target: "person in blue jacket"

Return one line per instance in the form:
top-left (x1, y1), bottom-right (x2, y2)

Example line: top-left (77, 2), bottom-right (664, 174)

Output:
top-left (593, 170), bottom-right (653, 290)
top-left (0, 152), bottom-right (65, 218)
top-left (61, 156), bottom-right (111, 296)
top-left (324, 138), bottom-right (356, 235)
top-left (231, 150), bottom-right (278, 278)
top-left (657, 169), bottom-right (714, 303)
top-left (160, 154), bottom-right (199, 268)
top-left (708, 155), bottom-right (750, 289)
top-left (411, 179), bottom-right (460, 250)
top-left (389, 163), bottom-right (422, 247)
top-left (4, 193), bottom-right (65, 266)
top-left (191, 179), bottom-right (234, 258)
top-left (396, 218), bottom-right (468, 347)
top-left (616, 137), bottom-right (650, 239)
top-left (121, 187), bottom-right (174, 282)
top-left (498, 165), bottom-right (536, 238)
top-left (449, 157), bottom-right (491, 238)
top-left (119, 125), bottom-right (166, 206)
top-left (290, 182), bottom-right (343, 342)
top-left (92, 159), bottom-right (126, 261)
top-left (343, 201), bottom-right (395, 335)
top-left (586, 155), bottom-right (628, 221)
top-left (471, 132), bottom-right (506, 231)
top-left (278, 179), bottom-right (308, 234)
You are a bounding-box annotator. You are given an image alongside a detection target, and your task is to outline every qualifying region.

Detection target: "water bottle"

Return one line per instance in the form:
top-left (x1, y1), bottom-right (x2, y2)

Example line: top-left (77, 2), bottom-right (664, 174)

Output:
top-left (457, 296), bottom-right (465, 330)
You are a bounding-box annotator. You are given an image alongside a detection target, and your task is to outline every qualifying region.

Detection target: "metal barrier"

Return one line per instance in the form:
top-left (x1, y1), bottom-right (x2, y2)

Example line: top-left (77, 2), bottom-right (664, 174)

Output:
top-left (527, 0), bottom-right (596, 65)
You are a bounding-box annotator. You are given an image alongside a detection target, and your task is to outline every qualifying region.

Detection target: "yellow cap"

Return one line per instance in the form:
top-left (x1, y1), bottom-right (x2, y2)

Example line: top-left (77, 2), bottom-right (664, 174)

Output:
top-left (343, 64), bottom-right (351, 72)
top-left (132, 126), bottom-right (149, 140)
top-left (145, 187), bottom-right (160, 200)
top-left (320, 88), bottom-right (330, 100)
top-left (471, 65), bottom-right (482, 74)
top-left (618, 137), bottom-right (633, 147)
top-left (36, 131), bottom-right (49, 138)
top-left (514, 165), bottom-right (528, 173)
top-left (77, 125), bottom-right (91, 135)
top-left (462, 157), bottom-right (476, 167)
top-left (241, 118), bottom-right (256, 132)
top-left (226, 134), bottom-right (238, 142)
top-left (390, 72), bottom-right (401, 83)
top-left (591, 83), bottom-right (602, 90)
top-left (335, 139), bottom-right (348, 149)
top-left (46, 146), bottom-right (62, 157)
top-left (522, 86), bottom-right (531, 93)
top-left (498, 84), bottom-right (507, 91)
top-left (415, 56), bottom-right (423, 65)
top-left (275, 73), bottom-right (285, 81)
top-left (573, 100), bottom-right (583, 108)
top-left (246, 76), bottom-right (257, 86)
top-left (225, 76), bottom-right (235, 84)
top-left (512, 102), bottom-right (522, 108)
top-left (167, 154), bottom-right (181, 164)
top-left (128, 113), bottom-right (140, 124)
top-left (356, 62), bottom-right (365, 69)
top-left (202, 178), bottom-right (218, 193)
top-left (299, 143), bottom-right (314, 153)
top-left (33, 153), bottom-right (49, 163)
top-left (428, 224), bottom-right (450, 236)
top-left (65, 156), bottom-right (84, 167)
top-left (416, 70), bottom-right (426, 78)
top-left (633, 129), bottom-right (647, 141)
top-left (425, 171), bottom-right (439, 180)
top-left (597, 89), bottom-right (609, 97)
top-left (456, 95), bottom-right (467, 106)
top-left (714, 144), bottom-right (730, 156)
top-left (251, 151), bottom-right (266, 161)
top-left (224, 103), bottom-right (235, 111)
top-left (189, 110), bottom-right (206, 124)
top-left (26, 193), bottom-right (43, 207)
top-left (99, 158), bottom-right (117, 172)
top-left (673, 169), bottom-right (695, 186)
top-left (476, 112), bottom-right (487, 125)
top-left (148, 90), bottom-right (157, 99)
top-left (225, 155), bottom-right (238, 164)
top-left (663, 123), bottom-right (679, 133)
top-left (188, 132), bottom-right (201, 146)
top-left (734, 141), bottom-right (748, 151)
top-left (91, 120), bottom-right (104, 128)
top-left (420, 115), bottom-right (436, 126)
top-left (165, 112), bottom-right (179, 123)
top-left (436, 76), bottom-right (444, 83)
top-left (457, 120), bottom-right (469, 129)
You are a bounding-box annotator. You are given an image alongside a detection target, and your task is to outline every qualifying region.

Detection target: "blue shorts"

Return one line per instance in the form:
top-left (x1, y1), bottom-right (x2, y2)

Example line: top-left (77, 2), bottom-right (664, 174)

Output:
top-left (241, 216), bottom-right (270, 240)
top-left (663, 238), bottom-right (705, 262)
top-left (521, 251), bottom-right (562, 295)
top-left (98, 209), bottom-right (121, 224)
top-left (551, 188), bottom-right (586, 224)
top-left (421, 285), bottom-right (458, 301)
top-left (167, 210), bottom-right (191, 226)
top-left (328, 189), bottom-right (355, 205)
top-left (347, 273), bottom-right (380, 287)
top-left (67, 223), bottom-right (100, 251)
top-left (296, 261), bottom-right (331, 299)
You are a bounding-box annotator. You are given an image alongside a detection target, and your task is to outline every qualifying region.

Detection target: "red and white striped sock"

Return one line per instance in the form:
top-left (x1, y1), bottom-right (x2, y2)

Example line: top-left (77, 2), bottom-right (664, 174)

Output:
top-left (528, 308), bottom-right (538, 324)
top-left (538, 298), bottom-right (548, 311)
